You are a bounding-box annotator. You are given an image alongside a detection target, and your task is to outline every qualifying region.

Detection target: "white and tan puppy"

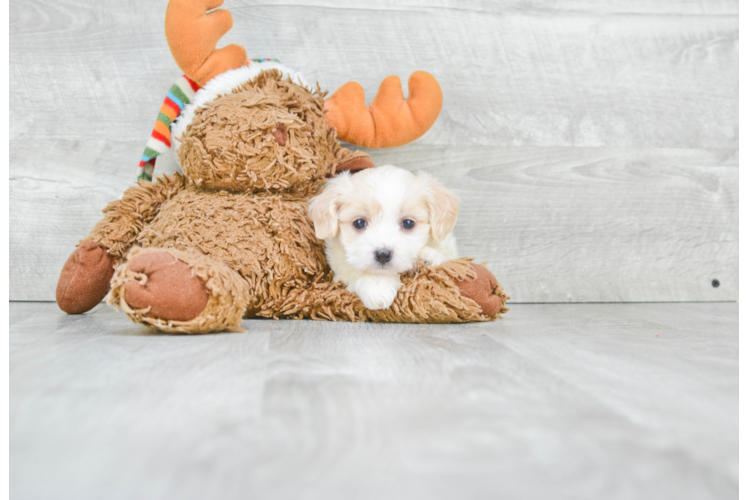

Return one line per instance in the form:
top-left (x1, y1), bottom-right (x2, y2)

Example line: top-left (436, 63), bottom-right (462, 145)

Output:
top-left (308, 165), bottom-right (459, 310)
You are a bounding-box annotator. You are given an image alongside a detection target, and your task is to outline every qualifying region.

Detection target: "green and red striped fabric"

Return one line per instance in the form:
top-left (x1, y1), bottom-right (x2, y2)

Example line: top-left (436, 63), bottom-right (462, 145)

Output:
top-left (137, 75), bottom-right (200, 182)
top-left (136, 59), bottom-right (281, 183)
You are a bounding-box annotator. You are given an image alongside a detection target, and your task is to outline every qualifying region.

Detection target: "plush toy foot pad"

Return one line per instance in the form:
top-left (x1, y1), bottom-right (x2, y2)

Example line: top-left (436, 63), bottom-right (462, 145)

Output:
top-left (56, 241), bottom-right (116, 314)
top-left (456, 264), bottom-right (507, 317)
top-left (123, 251), bottom-right (209, 322)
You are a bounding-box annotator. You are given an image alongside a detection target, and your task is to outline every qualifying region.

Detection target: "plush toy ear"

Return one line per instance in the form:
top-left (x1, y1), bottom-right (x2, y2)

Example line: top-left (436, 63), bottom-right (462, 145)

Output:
top-left (330, 155), bottom-right (375, 177)
top-left (324, 71), bottom-right (443, 149)
top-left (422, 174), bottom-right (459, 241)
top-left (308, 173), bottom-right (353, 239)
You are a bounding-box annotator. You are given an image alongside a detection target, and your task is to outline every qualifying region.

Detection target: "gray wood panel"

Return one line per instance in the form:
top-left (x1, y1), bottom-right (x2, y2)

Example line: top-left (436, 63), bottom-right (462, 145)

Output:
top-left (378, 146), bottom-right (738, 302)
top-left (10, 302), bottom-right (738, 499)
top-left (10, 0), bottom-right (738, 301)
top-left (11, 0), bottom-right (737, 149)
top-left (739, 191), bottom-right (748, 268)
top-left (12, 143), bottom-right (737, 303)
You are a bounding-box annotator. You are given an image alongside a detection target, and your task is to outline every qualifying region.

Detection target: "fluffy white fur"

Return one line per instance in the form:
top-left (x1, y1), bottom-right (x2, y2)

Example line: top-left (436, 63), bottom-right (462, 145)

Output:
top-left (171, 62), bottom-right (309, 151)
top-left (308, 165), bottom-right (460, 310)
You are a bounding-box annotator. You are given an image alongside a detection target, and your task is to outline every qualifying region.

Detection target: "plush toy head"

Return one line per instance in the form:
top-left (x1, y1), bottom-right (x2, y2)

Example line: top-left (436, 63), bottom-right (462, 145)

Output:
top-left (152, 0), bottom-right (444, 189)
top-left (173, 68), bottom-right (339, 196)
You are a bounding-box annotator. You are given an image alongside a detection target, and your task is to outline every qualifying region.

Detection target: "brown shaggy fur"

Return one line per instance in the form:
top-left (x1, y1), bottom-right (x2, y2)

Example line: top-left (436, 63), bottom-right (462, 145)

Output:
top-left (89, 174), bottom-right (186, 258)
top-left (178, 71), bottom-right (345, 197)
top-left (83, 70), bottom-right (507, 333)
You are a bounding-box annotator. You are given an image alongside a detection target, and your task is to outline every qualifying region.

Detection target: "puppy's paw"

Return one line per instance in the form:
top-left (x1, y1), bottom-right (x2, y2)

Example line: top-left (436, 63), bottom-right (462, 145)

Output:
top-left (359, 288), bottom-right (398, 310)
top-left (353, 276), bottom-right (402, 310)
top-left (418, 247), bottom-right (449, 267)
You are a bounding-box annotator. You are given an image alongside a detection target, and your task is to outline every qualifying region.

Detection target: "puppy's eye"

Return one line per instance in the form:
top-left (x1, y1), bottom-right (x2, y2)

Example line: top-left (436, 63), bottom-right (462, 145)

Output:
top-left (401, 219), bottom-right (415, 230)
top-left (353, 219), bottom-right (367, 230)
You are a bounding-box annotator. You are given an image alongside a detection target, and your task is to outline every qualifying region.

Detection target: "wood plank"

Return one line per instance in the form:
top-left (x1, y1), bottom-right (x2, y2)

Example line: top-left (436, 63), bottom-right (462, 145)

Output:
top-left (10, 302), bottom-right (738, 499)
top-left (372, 145), bottom-right (738, 302)
top-left (11, 1), bottom-right (737, 147)
top-left (11, 144), bottom-right (737, 302)
top-left (224, 0), bottom-right (740, 15)
top-left (264, 5), bottom-right (738, 150)
top-left (739, 190), bottom-right (748, 268)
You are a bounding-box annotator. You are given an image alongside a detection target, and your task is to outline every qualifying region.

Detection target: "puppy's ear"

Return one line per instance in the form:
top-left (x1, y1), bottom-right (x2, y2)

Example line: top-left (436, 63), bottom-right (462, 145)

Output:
top-left (422, 174), bottom-right (460, 241)
top-left (308, 173), bottom-right (350, 239)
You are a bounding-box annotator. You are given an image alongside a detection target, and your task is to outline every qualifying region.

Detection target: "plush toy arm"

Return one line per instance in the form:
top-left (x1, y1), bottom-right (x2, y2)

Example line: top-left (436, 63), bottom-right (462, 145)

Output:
top-left (366, 259), bottom-right (508, 323)
top-left (264, 259), bottom-right (507, 323)
top-left (87, 174), bottom-right (187, 258)
top-left (267, 280), bottom-right (367, 322)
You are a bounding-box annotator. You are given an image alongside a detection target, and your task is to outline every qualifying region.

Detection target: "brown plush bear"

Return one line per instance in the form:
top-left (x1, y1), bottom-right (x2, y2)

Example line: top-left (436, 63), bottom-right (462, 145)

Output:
top-left (55, 0), bottom-right (508, 333)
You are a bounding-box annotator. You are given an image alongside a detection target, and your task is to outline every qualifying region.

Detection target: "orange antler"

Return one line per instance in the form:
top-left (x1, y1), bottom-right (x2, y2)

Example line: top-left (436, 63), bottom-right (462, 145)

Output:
top-left (165, 0), bottom-right (247, 86)
top-left (324, 71), bottom-right (443, 149)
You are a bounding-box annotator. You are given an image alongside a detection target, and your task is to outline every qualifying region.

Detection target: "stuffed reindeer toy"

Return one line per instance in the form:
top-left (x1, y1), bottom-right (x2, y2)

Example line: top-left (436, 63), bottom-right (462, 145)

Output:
top-left (56, 0), bottom-right (508, 333)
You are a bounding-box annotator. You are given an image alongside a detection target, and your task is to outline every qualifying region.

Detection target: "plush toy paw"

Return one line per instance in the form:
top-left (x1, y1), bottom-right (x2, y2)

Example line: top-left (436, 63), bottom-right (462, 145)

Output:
top-left (56, 241), bottom-right (117, 314)
top-left (123, 251), bottom-right (209, 322)
top-left (455, 264), bottom-right (507, 317)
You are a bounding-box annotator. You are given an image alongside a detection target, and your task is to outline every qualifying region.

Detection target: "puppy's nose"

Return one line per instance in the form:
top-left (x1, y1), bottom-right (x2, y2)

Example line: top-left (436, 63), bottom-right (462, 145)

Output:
top-left (374, 249), bottom-right (392, 264)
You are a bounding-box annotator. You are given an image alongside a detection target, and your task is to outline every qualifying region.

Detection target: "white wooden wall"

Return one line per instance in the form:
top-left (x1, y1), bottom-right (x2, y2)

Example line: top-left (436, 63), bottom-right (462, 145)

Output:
top-left (10, 0), bottom-right (738, 302)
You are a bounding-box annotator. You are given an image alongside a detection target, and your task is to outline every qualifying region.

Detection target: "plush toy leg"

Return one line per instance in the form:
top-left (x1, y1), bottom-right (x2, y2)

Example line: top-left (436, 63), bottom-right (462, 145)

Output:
top-left (56, 241), bottom-right (117, 314)
top-left (57, 175), bottom-right (187, 315)
top-left (108, 247), bottom-right (250, 334)
top-left (365, 258), bottom-right (509, 323)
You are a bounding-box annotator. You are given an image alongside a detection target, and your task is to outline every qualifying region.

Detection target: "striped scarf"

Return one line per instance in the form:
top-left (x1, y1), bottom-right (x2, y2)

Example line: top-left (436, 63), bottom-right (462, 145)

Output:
top-left (137, 58), bottom-right (280, 182)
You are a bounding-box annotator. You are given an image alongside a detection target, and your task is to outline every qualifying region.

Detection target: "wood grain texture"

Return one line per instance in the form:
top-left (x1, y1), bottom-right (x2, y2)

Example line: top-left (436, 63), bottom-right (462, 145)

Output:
top-left (739, 191), bottom-right (748, 268)
top-left (10, 0), bottom-right (738, 301)
top-left (374, 145), bottom-right (738, 302)
top-left (11, 0), bottom-right (737, 147)
top-left (10, 302), bottom-right (738, 499)
top-left (11, 143), bottom-right (736, 303)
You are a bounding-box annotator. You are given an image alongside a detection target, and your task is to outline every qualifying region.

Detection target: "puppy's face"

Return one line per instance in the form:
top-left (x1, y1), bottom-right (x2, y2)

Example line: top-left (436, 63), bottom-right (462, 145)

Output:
top-left (309, 165), bottom-right (459, 275)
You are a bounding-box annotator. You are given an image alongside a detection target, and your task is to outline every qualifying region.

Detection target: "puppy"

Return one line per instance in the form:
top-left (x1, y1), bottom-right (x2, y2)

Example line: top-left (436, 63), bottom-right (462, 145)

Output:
top-left (308, 165), bottom-right (459, 310)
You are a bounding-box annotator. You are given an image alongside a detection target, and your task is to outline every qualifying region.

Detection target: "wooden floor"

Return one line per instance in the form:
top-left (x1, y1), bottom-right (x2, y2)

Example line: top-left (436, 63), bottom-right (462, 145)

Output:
top-left (10, 302), bottom-right (737, 500)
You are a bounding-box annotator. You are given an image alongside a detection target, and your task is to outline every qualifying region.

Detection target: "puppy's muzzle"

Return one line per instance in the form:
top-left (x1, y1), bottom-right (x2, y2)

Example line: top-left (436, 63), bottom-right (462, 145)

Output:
top-left (374, 249), bottom-right (393, 264)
